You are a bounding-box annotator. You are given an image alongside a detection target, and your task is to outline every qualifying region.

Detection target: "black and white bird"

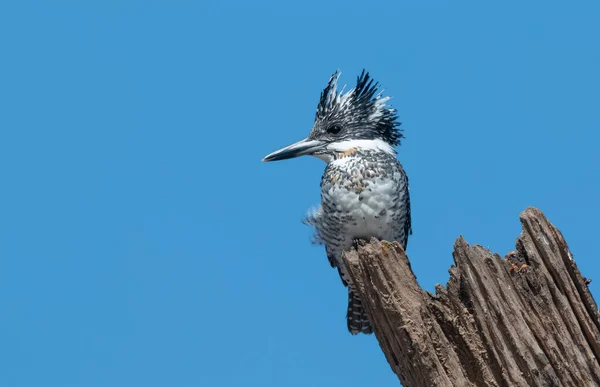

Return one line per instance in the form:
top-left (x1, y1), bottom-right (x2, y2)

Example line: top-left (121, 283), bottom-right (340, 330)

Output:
top-left (262, 70), bottom-right (412, 334)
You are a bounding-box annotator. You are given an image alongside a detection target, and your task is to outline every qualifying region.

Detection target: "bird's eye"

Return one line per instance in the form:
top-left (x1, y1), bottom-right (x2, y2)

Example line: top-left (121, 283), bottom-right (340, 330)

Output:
top-left (327, 124), bottom-right (342, 134)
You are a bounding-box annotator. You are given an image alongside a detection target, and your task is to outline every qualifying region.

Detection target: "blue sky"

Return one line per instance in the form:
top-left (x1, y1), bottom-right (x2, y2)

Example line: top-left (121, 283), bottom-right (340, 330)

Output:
top-left (1, 1), bottom-right (599, 386)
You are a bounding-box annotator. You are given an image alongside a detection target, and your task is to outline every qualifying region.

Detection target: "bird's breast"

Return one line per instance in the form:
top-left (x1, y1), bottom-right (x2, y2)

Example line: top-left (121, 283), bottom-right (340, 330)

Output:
top-left (322, 160), bottom-right (400, 242)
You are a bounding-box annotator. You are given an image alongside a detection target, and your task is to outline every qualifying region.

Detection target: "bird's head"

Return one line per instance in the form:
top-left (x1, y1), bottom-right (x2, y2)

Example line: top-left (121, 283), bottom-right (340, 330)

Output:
top-left (262, 70), bottom-right (403, 163)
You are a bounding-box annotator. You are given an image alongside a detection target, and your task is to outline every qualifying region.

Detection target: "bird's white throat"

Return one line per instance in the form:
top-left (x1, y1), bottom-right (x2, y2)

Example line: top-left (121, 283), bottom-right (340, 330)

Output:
top-left (314, 139), bottom-right (396, 163)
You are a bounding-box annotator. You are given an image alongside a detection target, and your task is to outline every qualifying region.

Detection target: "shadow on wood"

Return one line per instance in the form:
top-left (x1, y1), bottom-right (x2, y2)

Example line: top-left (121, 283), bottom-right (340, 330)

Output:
top-left (343, 207), bottom-right (600, 387)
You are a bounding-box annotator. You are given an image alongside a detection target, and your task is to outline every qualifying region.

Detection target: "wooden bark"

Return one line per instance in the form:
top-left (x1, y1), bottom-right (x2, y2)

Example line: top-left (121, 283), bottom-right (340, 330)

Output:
top-left (343, 207), bottom-right (600, 387)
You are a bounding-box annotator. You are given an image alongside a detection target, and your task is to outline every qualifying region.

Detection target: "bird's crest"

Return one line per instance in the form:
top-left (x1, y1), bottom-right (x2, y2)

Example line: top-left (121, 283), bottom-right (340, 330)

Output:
top-left (315, 69), bottom-right (404, 146)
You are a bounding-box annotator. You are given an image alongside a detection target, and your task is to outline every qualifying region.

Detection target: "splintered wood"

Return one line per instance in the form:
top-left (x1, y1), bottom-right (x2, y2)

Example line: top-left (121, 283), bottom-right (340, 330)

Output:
top-left (343, 208), bottom-right (600, 387)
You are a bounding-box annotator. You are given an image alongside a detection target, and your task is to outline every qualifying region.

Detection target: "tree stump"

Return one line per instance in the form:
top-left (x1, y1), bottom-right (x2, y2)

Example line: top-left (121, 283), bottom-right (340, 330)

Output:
top-left (343, 207), bottom-right (600, 387)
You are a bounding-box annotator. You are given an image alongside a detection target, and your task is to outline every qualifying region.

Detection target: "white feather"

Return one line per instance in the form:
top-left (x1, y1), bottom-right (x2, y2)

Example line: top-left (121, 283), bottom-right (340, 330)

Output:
top-left (327, 139), bottom-right (395, 156)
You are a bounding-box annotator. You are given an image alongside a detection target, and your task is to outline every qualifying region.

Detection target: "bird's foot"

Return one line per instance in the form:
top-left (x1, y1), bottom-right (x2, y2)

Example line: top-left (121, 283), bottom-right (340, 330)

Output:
top-left (352, 238), bottom-right (366, 250)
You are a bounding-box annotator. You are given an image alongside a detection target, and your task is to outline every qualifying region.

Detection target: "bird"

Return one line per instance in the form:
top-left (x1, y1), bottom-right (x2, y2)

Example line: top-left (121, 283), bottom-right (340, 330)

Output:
top-left (262, 70), bottom-right (412, 334)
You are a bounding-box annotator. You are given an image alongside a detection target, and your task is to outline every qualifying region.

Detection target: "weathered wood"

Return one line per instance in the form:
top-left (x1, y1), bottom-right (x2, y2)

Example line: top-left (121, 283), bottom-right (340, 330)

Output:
top-left (343, 207), bottom-right (600, 387)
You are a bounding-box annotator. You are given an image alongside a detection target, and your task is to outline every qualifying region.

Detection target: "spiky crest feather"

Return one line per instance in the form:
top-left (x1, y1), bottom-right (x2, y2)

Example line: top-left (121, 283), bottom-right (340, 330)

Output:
top-left (314, 69), bottom-right (404, 147)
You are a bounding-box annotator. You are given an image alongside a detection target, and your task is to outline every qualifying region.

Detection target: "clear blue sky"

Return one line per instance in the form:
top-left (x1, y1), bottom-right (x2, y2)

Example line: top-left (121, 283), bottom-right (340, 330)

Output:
top-left (1, 1), bottom-right (599, 386)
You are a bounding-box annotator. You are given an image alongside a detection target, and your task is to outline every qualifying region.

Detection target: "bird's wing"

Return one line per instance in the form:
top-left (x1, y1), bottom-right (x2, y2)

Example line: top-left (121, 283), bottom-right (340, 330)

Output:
top-left (304, 206), bottom-right (337, 267)
top-left (303, 207), bottom-right (349, 288)
top-left (394, 158), bottom-right (412, 250)
top-left (405, 180), bottom-right (413, 240)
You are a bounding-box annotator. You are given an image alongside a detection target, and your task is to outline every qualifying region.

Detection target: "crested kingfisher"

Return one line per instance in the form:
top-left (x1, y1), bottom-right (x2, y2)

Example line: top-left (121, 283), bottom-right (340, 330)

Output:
top-left (262, 70), bottom-right (412, 334)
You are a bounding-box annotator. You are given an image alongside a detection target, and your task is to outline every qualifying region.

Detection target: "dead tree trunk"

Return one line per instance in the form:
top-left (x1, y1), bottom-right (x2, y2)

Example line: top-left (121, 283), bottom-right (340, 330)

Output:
top-left (343, 207), bottom-right (600, 387)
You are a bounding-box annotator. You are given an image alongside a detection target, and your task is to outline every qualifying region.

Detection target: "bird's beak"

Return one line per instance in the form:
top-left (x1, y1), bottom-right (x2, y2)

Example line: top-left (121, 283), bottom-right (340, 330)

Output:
top-left (262, 138), bottom-right (326, 162)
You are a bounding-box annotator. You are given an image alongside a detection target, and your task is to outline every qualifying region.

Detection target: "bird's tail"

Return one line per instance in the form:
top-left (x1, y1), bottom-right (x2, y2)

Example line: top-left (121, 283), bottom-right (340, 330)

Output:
top-left (347, 290), bottom-right (373, 334)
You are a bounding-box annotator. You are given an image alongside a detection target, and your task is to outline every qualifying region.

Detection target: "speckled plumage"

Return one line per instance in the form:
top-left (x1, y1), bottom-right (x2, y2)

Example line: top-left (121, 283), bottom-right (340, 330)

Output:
top-left (305, 148), bottom-right (411, 334)
top-left (262, 70), bottom-right (412, 335)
